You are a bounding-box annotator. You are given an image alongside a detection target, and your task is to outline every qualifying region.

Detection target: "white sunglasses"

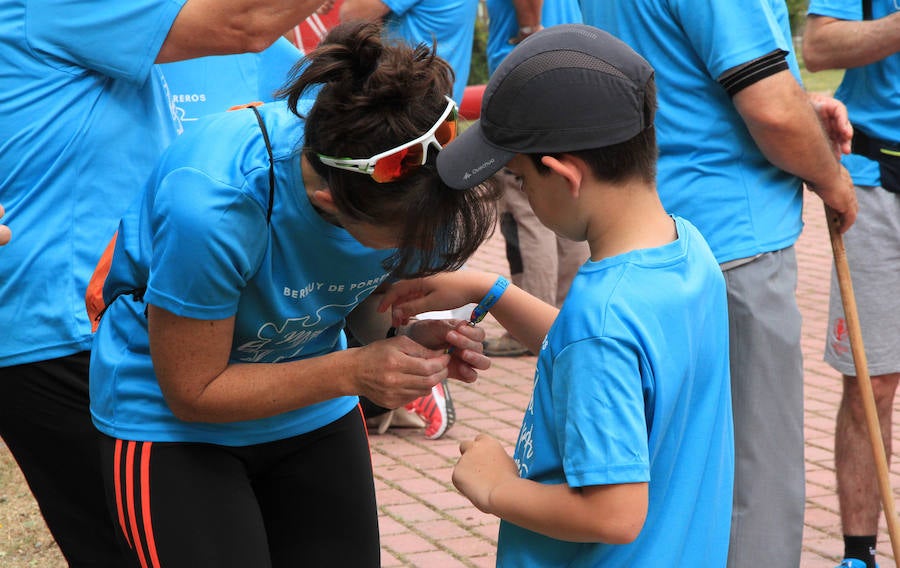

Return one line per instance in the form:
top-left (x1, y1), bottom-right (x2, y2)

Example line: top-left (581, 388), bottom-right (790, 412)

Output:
top-left (317, 96), bottom-right (459, 183)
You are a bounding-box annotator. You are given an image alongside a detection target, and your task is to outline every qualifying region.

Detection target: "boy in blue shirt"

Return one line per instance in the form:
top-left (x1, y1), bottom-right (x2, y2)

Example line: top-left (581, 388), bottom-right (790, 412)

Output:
top-left (381, 24), bottom-right (734, 566)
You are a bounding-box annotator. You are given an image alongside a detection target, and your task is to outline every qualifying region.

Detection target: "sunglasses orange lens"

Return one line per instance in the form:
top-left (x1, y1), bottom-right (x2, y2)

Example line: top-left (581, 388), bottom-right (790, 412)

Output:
top-left (436, 111), bottom-right (458, 145)
top-left (370, 107), bottom-right (459, 182)
top-left (371, 148), bottom-right (407, 183)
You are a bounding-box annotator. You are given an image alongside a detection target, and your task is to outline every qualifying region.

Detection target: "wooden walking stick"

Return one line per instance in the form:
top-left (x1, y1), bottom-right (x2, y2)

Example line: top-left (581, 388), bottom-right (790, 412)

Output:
top-left (825, 204), bottom-right (900, 562)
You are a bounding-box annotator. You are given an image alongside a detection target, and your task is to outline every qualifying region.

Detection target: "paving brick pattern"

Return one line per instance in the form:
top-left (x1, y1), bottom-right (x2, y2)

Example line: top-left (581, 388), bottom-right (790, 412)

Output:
top-left (370, 197), bottom-right (900, 568)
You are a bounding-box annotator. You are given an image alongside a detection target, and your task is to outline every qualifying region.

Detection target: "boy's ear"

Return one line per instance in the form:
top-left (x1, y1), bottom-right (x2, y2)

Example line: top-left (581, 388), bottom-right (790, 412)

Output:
top-left (541, 154), bottom-right (584, 197)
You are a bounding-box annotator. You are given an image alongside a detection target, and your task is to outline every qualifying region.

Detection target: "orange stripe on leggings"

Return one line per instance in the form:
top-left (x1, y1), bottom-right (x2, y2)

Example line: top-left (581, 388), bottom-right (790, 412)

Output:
top-left (356, 403), bottom-right (371, 446)
top-left (113, 439), bottom-right (132, 548)
top-left (140, 442), bottom-right (161, 568)
top-left (125, 441), bottom-right (149, 568)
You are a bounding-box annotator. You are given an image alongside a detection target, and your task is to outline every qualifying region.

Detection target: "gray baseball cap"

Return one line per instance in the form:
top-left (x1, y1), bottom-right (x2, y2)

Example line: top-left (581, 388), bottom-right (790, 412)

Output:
top-left (437, 24), bottom-right (655, 190)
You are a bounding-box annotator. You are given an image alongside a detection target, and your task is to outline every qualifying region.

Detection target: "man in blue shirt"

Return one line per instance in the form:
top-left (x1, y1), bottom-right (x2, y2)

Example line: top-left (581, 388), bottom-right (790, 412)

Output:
top-left (804, 3), bottom-right (900, 567)
top-left (582, 2), bottom-right (858, 566)
top-left (0, 1), bottom-right (329, 564)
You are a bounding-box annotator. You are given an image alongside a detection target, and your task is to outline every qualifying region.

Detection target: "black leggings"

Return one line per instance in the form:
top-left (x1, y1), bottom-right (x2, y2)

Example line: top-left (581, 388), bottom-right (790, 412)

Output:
top-left (0, 351), bottom-right (129, 567)
top-left (98, 408), bottom-right (380, 568)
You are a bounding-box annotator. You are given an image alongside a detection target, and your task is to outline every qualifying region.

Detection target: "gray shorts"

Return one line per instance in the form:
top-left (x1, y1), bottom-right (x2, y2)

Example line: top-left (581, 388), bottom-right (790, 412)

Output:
top-left (723, 246), bottom-right (805, 567)
top-left (825, 184), bottom-right (900, 376)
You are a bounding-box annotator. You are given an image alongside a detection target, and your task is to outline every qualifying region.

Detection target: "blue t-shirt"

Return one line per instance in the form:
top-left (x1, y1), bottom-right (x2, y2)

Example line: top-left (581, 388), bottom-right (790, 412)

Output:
top-left (582, 0), bottom-right (805, 264)
top-left (499, 218), bottom-right (733, 567)
top-left (807, 0), bottom-right (900, 187)
top-left (160, 38), bottom-right (301, 132)
top-left (382, 0), bottom-right (479, 103)
top-left (485, 0), bottom-right (582, 75)
top-left (90, 101), bottom-right (395, 445)
top-left (0, 0), bottom-right (184, 366)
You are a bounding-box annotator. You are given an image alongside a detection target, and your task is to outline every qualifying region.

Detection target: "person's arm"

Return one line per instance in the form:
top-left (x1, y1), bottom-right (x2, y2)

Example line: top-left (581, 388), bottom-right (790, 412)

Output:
top-left (339, 0), bottom-right (391, 23)
top-left (508, 0), bottom-right (543, 45)
top-left (731, 69), bottom-right (857, 232)
top-left (0, 204), bottom-right (10, 246)
top-left (148, 304), bottom-right (453, 422)
top-left (379, 270), bottom-right (559, 356)
top-left (452, 434), bottom-right (648, 543)
top-left (157, 0), bottom-right (327, 63)
top-left (803, 12), bottom-right (900, 72)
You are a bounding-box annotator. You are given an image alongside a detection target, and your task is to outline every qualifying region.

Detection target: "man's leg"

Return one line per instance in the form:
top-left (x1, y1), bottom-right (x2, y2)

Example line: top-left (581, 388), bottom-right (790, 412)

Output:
top-left (825, 185), bottom-right (900, 567)
top-left (497, 168), bottom-right (558, 303)
top-left (835, 373), bottom-right (900, 565)
top-left (725, 248), bottom-right (805, 568)
top-left (553, 236), bottom-right (589, 308)
top-left (487, 168), bottom-right (558, 356)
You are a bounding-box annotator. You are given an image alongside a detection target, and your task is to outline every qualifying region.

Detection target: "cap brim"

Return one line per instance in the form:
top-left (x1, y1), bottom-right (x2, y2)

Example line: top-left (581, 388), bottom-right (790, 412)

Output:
top-left (437, 120), bottom-right (516, 190)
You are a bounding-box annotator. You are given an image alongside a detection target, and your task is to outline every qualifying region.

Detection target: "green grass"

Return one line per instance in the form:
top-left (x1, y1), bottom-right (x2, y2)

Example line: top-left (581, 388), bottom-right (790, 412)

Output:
top-left (800, 64), bottom-right (845, 95)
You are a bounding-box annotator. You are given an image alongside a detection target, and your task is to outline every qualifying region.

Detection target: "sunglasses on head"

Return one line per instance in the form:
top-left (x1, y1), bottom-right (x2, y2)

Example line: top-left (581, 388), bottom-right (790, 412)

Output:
top-left (317, 96), bottom-right (459, 183)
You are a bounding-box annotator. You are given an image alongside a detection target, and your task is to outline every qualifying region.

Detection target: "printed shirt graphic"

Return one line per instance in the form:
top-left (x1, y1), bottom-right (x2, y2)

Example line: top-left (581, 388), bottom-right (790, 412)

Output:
top-left (90, 101), bottom-right (394, 446)
top-left (807, 0), bottom-right (900, 187)
top-left (498, 218), bottom-right (734, 567)
top-left (159, 38), bottom-right (301, 133)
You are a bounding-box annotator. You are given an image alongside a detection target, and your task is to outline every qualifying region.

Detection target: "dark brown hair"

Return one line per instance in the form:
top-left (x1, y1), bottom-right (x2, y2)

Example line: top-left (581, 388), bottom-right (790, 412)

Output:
top-left (277, 21), bottom-right (499, 278)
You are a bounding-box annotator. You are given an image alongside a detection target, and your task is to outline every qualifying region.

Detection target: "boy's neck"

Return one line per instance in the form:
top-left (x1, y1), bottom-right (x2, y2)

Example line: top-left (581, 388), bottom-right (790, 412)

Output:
top-left (584, 180), bottom-right (676, 262)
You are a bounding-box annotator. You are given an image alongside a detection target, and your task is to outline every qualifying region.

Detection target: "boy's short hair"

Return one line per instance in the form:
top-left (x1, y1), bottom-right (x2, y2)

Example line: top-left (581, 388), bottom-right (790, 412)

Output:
top-left (437, 24), bottom-right (656, 190)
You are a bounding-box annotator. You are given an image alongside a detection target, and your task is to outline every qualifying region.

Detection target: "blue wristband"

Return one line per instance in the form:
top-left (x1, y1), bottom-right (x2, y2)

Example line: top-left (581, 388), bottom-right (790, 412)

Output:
top-left (469, 275), bottom-right (509, 325)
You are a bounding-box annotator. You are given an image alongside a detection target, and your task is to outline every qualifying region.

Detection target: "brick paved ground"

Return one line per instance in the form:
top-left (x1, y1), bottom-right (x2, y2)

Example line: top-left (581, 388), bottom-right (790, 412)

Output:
top-left (2, 195), bottom-right (897, 567)
top-left (369, 195), bottom-right (900, 568)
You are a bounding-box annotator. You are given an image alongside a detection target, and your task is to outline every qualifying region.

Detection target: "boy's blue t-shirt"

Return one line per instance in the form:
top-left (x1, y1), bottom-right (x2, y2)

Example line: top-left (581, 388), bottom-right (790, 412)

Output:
top-left (0, 0), bottom-right (184, 366)
top-left (381, 0), bottom-right (478, 103)
top-left (499, 218), bottom-right (734, 567)
top-left (807, 0), bottom-right (900, 187)
top-left (160, 37), bottom-right (301, 132)
top-left (90, 101), bottom-right (395, 446)
top-left (583, 0), bottom-right (805, 264)
top-left (485, 0), bottom-right (582, 75)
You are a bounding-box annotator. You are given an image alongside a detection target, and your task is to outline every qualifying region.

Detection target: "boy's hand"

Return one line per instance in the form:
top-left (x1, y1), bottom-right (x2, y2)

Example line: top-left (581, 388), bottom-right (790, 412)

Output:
top-left (406, 319), bottom-right (491, 382)
top-left (379, 271), bottom-right (496, 326)
top-left (453, 434), bottom-right (519, 514)
top-left (379, 274), bottom-right (469, 325)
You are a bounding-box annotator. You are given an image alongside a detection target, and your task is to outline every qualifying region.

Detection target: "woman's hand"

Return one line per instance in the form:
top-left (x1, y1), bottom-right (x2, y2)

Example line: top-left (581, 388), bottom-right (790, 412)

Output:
top-left (406, 319), bottom-right (491, 382)
top-left (351, 335), bottom-right (452, 409)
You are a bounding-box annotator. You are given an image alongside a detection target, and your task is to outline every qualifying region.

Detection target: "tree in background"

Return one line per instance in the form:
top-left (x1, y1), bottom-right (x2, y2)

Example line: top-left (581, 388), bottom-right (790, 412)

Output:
top-left (787, 0), bottom-right (809, 33)
top-left (468, 0), bottom-right (489, 86)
